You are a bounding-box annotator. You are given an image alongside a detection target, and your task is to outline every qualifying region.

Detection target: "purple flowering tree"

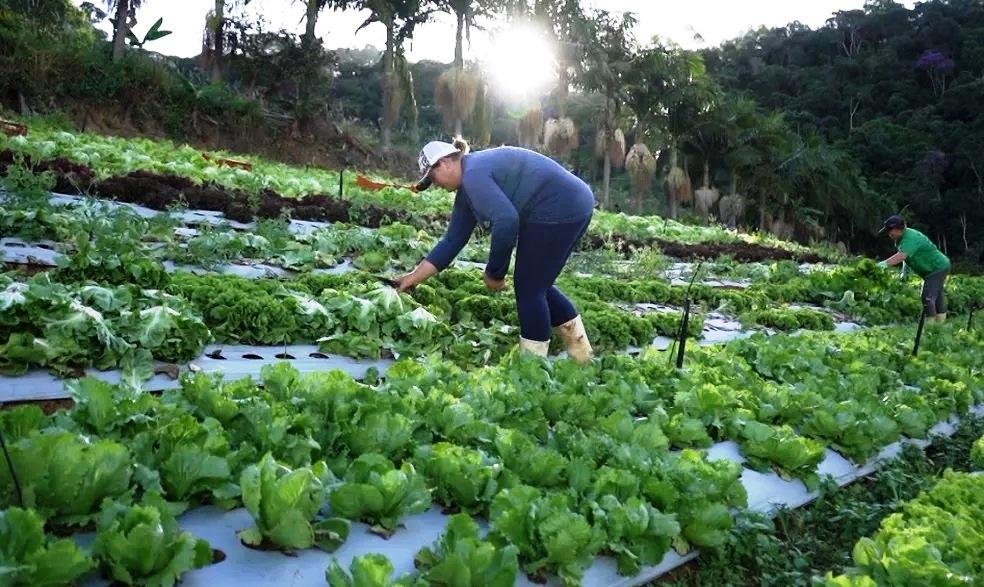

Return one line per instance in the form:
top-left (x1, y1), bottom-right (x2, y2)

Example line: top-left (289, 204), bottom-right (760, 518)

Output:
top-left (915, 50), bottom-right (955, 97)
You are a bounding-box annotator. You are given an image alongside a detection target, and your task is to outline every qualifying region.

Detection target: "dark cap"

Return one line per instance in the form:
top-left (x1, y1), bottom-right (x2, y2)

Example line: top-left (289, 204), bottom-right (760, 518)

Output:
top-left (880, 215), bottom-right (905, 233)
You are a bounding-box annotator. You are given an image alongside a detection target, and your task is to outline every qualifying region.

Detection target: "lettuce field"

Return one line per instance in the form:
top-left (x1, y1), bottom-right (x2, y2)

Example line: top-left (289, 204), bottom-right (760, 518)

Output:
top-left (1, 128), bottom-right (983, 587)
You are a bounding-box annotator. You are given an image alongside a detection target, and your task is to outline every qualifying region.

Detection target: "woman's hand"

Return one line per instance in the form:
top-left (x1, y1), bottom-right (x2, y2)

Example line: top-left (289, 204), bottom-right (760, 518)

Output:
top-left (484, 273), bottom-right (507, 292)
top-left (395, 273), bottom-right (419, 292)
top-left (396, 260), bottom-right (439, 292)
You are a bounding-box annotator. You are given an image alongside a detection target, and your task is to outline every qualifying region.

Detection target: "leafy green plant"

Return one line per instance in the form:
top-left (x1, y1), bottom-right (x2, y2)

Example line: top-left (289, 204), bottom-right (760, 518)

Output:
top-left (328, 454), bottom-right (431, 537)
top-left (742, 306), bottom-right (835, 332)
top-left (238, 453), bottom-right (349, 551)
top-left (821, 471), bottom-right (984, 585)
top-left (326, 553), bottom-right (414, 587)
top-left (972, 435), bottom-right (984, 470)
top-left (0, 431), bottom-right (132, 526)
top-left (490, 485), bottom-right (603, 585)
top-left (0, 275), bottom-right (210, 377)
top-left (590, 495), bottom-right (680, 576)
top-left (413, 443), bottom-right (500, 515)
top-left (414, 513), bottom-right (519, 587)
top-left (93, 497), bottom-right (212, 587)
top-left (739, 421), bottom-right (827, 487)
top-left (0, 506), bottom-right (94, 587)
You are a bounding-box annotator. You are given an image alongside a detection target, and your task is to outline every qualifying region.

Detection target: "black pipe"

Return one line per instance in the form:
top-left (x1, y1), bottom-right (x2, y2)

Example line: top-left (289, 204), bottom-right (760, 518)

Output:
top-left (677, 299), bottom-right (691, 368)
top-left (913, 308), bottom-right (927, 356)
top-left (0, 428), bottom-right (22, 507)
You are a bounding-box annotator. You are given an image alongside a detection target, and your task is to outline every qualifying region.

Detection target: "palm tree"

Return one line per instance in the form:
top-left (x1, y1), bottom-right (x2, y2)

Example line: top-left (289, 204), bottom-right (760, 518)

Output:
top-left (104, 0), bottom-right (143, 62)
top-left (626, 42), bottom-right (713, 219)
top-left (433, 0), bottom-right (495, 136)
top-left (572, 9), bottom-right (636, 207)
top-left (204, 0), bottom-right (255, 82)
top-left (301, 0), bottom-right (353, 51)
top-left (353, 0), bottom-right (434, 150)
top-left (723, 107), bottom-right (796, 231)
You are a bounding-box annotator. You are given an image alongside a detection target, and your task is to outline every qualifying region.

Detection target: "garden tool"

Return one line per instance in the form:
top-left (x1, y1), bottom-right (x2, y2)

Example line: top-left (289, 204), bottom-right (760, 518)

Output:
top-left (356, 175), bottom-right (419, 192)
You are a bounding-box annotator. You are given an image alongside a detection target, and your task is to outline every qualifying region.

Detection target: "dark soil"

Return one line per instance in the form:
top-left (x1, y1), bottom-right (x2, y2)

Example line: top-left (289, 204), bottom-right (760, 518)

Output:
top-left (3, 262), bottom-right (52, 276)
top-left (1, 398), bottom-right (75, 414)
top-left (0, 150), bottom-right (96, 193)
top-left (0, 150), bottom-right (409, 227)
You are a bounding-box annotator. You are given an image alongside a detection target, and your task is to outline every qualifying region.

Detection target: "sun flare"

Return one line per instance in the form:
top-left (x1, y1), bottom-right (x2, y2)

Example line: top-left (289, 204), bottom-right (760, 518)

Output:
top-left (481, 25), bottom-right (557, 104)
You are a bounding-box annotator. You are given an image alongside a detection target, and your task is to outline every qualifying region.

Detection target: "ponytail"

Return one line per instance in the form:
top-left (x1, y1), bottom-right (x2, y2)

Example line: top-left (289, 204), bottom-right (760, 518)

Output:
top-left (452, 137), bottom-right (471, 156)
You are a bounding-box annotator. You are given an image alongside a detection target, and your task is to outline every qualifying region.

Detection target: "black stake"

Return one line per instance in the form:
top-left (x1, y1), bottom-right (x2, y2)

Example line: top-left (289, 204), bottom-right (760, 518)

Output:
top-left (676, 299), bottom-right (691, 368)
top-left (913, 308), bottom-right (927, 356)
top-left (339, 169), bottom-right (345, 198)
top-left (0, 427), bottom-right (22, 507)
top-left (674, 261), bottom-right (704, 369)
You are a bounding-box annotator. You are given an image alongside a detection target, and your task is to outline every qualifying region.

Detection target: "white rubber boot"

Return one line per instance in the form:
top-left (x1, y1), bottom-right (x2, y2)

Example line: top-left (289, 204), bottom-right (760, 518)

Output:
top-left (519, 337), bottom-right (549, 358)
top-left (556, 315), bottom-right (594, 365)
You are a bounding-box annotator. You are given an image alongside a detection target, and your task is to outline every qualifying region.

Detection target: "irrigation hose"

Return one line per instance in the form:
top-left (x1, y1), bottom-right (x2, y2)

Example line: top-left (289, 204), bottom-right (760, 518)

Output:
top-left (0, 427), bottom-right (23, 507)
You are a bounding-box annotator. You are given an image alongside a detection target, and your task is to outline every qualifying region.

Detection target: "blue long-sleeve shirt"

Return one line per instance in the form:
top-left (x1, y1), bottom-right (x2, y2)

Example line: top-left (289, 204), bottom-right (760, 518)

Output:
top-left (425, 147), bottom-right (595, 279)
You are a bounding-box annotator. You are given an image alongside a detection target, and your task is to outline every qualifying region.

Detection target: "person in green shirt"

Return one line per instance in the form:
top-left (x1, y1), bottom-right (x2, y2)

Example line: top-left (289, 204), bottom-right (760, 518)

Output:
top-left (877, 215), bottom-right (952, 321)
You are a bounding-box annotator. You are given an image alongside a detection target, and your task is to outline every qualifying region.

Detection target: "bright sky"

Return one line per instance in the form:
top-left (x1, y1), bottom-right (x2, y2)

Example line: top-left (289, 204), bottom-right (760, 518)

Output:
top-left (76, 0), bottom-right (917, 63)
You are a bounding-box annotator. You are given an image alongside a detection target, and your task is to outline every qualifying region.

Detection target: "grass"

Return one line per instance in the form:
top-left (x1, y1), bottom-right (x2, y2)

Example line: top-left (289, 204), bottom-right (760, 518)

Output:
top-left (658, 415), bottom-right (984, 587)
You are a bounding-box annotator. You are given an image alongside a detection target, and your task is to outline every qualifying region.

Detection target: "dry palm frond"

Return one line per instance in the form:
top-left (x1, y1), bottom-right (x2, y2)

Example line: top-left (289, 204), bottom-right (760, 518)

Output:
top-left (595, 128), bottom-right (626, 167)
top-left (695, 186), bottom-right (720, 217)
top-left (718, 194), bottom-right (746, 228)
top-left (625, 142), bottom-right (657, 193)
top-left (435, 68), bottom-right (480, 130)
top-left (770, 215), bottom-right (794, 240)
top-left (666, 166), bottom-right (692, 205)
top-left (471, 84), bottom-right (493, 146)
top-left (518, 105), bottom-right (544, 147)
top-left (695, 161), bottom-right (720, 216)
top-left (544, 117), bottom-right (579, 157)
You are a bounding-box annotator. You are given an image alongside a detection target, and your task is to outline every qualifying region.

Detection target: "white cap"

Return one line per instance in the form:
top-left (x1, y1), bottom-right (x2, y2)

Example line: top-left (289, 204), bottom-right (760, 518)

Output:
top-left (415, 141), bottom-right (460, 191)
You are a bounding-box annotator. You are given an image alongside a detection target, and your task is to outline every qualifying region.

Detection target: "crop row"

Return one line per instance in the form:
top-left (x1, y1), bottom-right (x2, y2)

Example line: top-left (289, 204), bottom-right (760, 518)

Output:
top-left (1, 322), bottom-right (982, 585)
top-left (0, 127), bottom-right (830, 261)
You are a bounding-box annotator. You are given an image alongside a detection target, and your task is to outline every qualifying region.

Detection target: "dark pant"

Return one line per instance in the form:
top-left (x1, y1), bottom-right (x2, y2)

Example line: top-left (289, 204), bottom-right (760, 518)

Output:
top-left (921, 269), bottom-right (949, 317)
top-left (514, 215), bottom-right (592, 341)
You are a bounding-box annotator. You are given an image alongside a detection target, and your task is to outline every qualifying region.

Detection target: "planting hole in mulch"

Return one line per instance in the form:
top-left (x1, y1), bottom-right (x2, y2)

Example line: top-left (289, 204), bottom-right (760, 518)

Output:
top-left (212, 549), bottom-right (227, 564)
top-left (239, 537), bottom-right (299, 556)
top-left (309, 352), bottom-right (331, 359)
top-left (205, 350), bottom-right (227, 360)
top-left (241, 353), bottom-right (264, 360)
top-left (274, 353), bottom-right (296, 360)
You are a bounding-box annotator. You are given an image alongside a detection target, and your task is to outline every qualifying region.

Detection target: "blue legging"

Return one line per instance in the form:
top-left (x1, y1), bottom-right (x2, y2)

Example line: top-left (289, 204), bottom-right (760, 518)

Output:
top-left (514, 216), bottom-right (592, 341)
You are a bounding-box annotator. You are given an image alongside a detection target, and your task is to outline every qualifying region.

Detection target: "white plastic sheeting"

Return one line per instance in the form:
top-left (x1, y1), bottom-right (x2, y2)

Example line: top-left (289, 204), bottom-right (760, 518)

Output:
top-left (0, 344), bottom-right (393, 402)
top-left (0, 237), bottom-right (60, 266)
top-left (2, 189), bottom-right (333, 234)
